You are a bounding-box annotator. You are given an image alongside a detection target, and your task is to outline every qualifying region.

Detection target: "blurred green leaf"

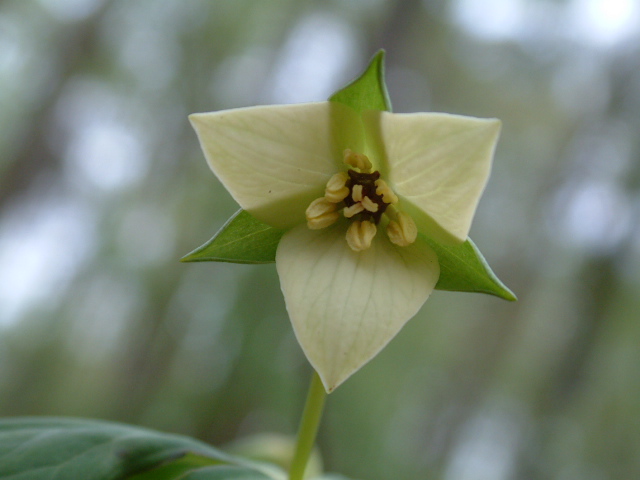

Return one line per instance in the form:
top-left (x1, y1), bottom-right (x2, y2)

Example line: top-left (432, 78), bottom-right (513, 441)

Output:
top-left (170, 466), bottom-right (275, 480)
top-left (176, 468), bottom-right (358, 480)
top-left (181, 210), bottom-right (285, 264)
top-left (426, 236), bottom-right (516, 301)
top-left (127, 454), bottom-right (227, 480)
top-left (0, 417), bottom-right (285, 480)
top-left (329, 50), bottom-right (391, 113)
top-left (310, 476), bottom-right (357, 480)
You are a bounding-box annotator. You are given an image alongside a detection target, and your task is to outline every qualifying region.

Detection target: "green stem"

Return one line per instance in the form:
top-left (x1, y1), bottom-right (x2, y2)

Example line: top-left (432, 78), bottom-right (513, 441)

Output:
top-left (289, 371), bottom-right (327, 480)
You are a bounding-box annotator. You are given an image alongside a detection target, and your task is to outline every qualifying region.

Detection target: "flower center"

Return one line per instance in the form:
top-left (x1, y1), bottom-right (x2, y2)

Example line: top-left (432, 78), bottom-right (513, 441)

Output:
top-left (305, 149), bottom-right (417, 252)
top-left (343, 170), bottom-right (386, 223)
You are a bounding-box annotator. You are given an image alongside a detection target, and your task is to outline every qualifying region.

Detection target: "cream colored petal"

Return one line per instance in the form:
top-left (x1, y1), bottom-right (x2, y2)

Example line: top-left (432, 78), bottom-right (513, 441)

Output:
top-left (364, 111), bottom-right (500, 243)
top-left (190, 102), bottom-right (363, 229)
top-left (276, 223), bottom-right (440, 392)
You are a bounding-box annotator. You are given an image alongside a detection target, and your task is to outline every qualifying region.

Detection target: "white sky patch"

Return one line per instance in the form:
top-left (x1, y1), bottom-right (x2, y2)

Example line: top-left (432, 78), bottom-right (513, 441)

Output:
top-left (569, 0), bottom-right (640, 47)
top-left (266, 12), bottom-right (359, 104)
top-left (37, 0), bottom-right (104, 22)
top-left (449, 0), bottom-right (640, 48)
top-left (55, 77), bottom-right (150, 192)
top-left (449, 0), bottom-right (525, 41)
top-left (0, 16), bottom-right (23, 78)
top-left (444, 407), bottom-right (521, 480)
top-left (65, 121), bottom-right (149, 191)
top-left (0, 196), bottom-right (96, 328)
top-left (558, 181), bottom-right (632, 253)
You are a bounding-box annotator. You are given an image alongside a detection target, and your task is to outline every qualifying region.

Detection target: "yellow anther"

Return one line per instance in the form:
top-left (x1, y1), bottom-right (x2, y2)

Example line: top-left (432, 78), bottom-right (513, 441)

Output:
top-left (346, 220), bottom-right (377, 252)
top-left (351, 184), bottom-right (363, 202)
top-left (387, 212), bottom-right (418, 246)
top-left (361, 196), bottom-right (379, 213)
top-left (324, 172), bottom-right (350, 203)
top-left (308, 160), bottom-right (409, 250)
top-left (343, 149), bottom-right (372, 172)
top-left (306, 197), bottom-right (340, 230)
top-left (343, 203), bottom-right (364, 218)
top-left (375, 179), bottom-right (398, 204)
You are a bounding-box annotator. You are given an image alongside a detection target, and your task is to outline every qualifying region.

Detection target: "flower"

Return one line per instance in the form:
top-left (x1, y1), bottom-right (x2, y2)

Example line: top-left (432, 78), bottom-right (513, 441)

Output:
top-left (189, 99), bottom-right (500, 392)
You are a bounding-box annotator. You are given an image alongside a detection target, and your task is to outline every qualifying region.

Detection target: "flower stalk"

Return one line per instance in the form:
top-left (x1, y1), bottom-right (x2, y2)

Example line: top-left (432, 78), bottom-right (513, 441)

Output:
top-left (289, 371), bottom-right (327, 480)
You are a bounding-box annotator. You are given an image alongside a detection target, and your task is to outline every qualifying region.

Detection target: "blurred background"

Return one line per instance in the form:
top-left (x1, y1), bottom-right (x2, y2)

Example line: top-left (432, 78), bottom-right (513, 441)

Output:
top-left (1, 0), bottom-right (639, 478)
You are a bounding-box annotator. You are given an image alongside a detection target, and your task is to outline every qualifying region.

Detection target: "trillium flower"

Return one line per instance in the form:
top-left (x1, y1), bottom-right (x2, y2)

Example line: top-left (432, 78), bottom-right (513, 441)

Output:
top-left (188, 57), bottom-right (501, 392)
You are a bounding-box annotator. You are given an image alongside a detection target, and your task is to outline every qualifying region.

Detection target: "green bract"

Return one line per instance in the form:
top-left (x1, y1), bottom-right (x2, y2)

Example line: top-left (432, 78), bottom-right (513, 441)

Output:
top-left (186, 51), bottom-right (514, 392)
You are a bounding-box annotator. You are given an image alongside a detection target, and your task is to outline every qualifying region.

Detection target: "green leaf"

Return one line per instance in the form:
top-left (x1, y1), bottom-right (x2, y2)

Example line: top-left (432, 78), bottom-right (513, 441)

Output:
top-left (425, 236), bottom-right (517, 301)
top-left (127, 454), bottom-right (226, 480)
top-left (177, 466), bottom-right (275, 479)
top-left (329, 50), bottom-right (391, 113)
top-left (182, 210), bottom-right (286, 264)
top-left (0, 417), bottom-right (285, 480)
top-left (177, 467), bottom-right (357, 480)
top-left (311, 476), bottom-right (357, 480)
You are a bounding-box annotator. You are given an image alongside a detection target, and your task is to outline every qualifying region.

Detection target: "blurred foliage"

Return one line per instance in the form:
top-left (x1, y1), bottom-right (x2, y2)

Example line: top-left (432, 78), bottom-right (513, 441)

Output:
top-left (1, 0), bottom-right (639, 479)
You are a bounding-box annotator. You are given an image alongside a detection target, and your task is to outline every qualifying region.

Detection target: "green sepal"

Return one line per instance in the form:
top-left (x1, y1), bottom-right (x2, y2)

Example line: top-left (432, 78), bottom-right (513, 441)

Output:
top-left (183, 210), bottom-right (515, 301)
top-left (329, 50), bottom-right (391, 113)
top-left (425, 235), bottom-right (516, 301)
top-left (0, 417), bottom-right (285, 480)
top-left (182, 210), bottom-right (286, 264)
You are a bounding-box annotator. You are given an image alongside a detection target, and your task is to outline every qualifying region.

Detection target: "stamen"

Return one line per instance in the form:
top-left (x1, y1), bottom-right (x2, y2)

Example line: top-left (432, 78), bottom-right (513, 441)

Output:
top-left (361, 196), bottom-right (379, 213)
top-left (306, 197), bottom-right (339, 230)
top-left (304, 149), bottom-right (414, 250)
top-left (343, 203), bottom-right (365, 218)
top-left (325, 172), bottom-right (350, 203)
top-left (387, 212), bottom-right (418, 246)
top-left (351, 184), bottom-right (363, 202)
top-left (346, 220), bottom-right (377, 252)
top-left (375, 179), bottom-right (398, 204)
top-left (343, 149), bottom-right (372, 172)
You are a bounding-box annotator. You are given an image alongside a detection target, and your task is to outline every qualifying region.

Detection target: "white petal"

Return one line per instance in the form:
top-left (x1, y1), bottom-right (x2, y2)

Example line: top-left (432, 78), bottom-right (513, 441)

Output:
top-left (276, 223), bottom-right (440, 392)
top-left (190, 102), bottom-right (363, 229)
top-left (365, 111), bottom-right (500, 243)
